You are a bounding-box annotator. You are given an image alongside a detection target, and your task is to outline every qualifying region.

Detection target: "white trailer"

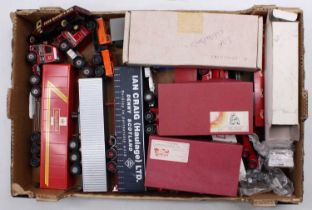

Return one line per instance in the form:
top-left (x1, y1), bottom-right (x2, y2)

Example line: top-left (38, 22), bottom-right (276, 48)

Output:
top-left (78, 78), bottom-right (107, 192)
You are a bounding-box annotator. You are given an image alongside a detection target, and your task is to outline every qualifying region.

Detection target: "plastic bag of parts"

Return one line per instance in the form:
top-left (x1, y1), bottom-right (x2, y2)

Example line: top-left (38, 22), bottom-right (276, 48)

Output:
top-left (248, 134), bottom-right (294, 168)
top-left (239, 169), bottom-right (272, 196)
top-left (269, 168), bottom-right (294, 196)
top-left (240, 168), bottom-right (294, 196)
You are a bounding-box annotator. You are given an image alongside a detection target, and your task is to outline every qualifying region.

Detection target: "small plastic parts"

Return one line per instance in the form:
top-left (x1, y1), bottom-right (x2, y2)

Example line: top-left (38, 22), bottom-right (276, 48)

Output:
top-left (239, 168), bottom-right (294, 196)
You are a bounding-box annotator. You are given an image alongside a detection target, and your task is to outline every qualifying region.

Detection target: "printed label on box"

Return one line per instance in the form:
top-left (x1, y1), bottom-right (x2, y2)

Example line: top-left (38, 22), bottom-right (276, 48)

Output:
top-left (268, 149), bottom-right (294, 168)
top-left (210, 111), bottom-right (249, 132)
top-left (150, 139), bottom-right (190, 163)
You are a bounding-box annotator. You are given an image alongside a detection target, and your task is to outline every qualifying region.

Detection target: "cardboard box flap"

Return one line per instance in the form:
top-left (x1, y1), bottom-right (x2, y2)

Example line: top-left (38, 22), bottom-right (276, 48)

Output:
top-left (11, 183), bottom-right (34, 198)
top-left (251, 199), bottom-right (277, 207)
top-left (35, 189), bottom-right (67, 202)
top-left (7, 88), bottom-right (13, 119)
top-left (301, 89), bottom-right (308, 121)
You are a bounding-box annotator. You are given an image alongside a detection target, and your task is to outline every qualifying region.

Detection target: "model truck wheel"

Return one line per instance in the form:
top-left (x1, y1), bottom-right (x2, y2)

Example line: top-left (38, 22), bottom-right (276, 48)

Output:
top-left (144, 91), bottom-right (156, 104)
top-left (72, 24), bottom-right (80, 31)
top-left (73, 56), bottom-right (85, 69)
top-left (70, 163), bottom-right (82, 175)
top-left (92, 54), bottom-right (102, 65)
top-left (108, 135), bottom-right (116, 147)
top-left (94, 66), bottom-right (104, 77)
top-left (59, 40), bottom-right (70, 52)
top-left (69, 137), bottom-right (80, 151)
top-left (82, 66), bottom-right (94, 77)
top-left (86, 20), bottom-right (96, 31)
top-left (145, 124), bottom-right (157, 135)
top-left (61, 19), bottom-right (68, 28)
top-left (31, 86), bottom-right (41, 98)
top-left (30, 156), bottom-right (40, 168)
top-left (106, 148), bottom-right (117, 160)
top-left (27, 34), bottom-right (37, 44)
top-left (69, 151), bottom-right (81, 162)
top-left (29, 74), bottom-right (41, 85)
top-left (107, 161), bottom-right (117, 173)
top-left (30, 142), bottom-right (40, 155)
top-left (144, 111), bottom-right (155, 122)
top-left (31, 132), bottom-right (41, 145)
top-left (26, 52), bottom-right (37, 63)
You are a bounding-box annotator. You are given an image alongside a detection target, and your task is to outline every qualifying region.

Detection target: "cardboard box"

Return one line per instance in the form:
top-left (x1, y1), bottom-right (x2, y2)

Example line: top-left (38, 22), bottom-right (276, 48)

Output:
top-left (7, 6), bottom-right (307, 206)
top-left (145, 136), bottom-right (242, 196)
top-left (264, 12), bottom-right (300, 144)
top-left (157, 81), bottom-right (253, 136)
top-left (123, 11), bottom-right (263, 70)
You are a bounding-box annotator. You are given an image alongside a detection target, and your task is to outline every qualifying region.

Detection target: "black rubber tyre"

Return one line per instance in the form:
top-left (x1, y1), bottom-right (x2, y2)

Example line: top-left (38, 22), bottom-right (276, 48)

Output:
top-left (92, 54), bottom-right (102, 65)
top-left (144, 91), bottom-right (155, 104)
top-left (26, 52), bottom-right (37, 63)
top-left (70, 163), bottom-right (82, 176)
top-left (30, 156), bottom-right (40, 168)
top-left (106, 148), bottom-right (117, 160)
top-left (73, 56), bottom-right (85, 69)
top-left (69, 137), bottom-right (80, 151)
top-left (72, 24), bottom-right (80, 31)
top-left (69, 151), bottom-right (81, 163)
top-left (86, 20), bottom-right (96, 31)
top-left (29, 74), bottom-right (41, 86)
top-left (27, 34), bottom-right (37, 44)
top-left (31, 132), bottom-right (41, 145)
top-left (145, 124), bottom-right (157, 135)
top-left (108, 135), bottom-right (116, 147)
top-left (59, 40), bottom-right (70, 52)
top-left (144, 111), bottom-right (155, 122)
top-left (107, 161), bottom-right (117, 173)
top-left (94, 66), bottom-right (104, 77)
top-left (61, 19), bottom-right (68, 28)
top-left (82, 66), bottom-right (94, 77)
top-left (31, 86), bottom-right (41, 98)
top-left (30, 142), bottom-right (40, 155)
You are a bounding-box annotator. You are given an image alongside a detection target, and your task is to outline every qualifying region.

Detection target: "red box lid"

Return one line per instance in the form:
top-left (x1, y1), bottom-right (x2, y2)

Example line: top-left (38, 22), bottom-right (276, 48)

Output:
top-left (158, 80), bottom-right (253, 136)
top-left (145, 136), bottom-right (242, 196)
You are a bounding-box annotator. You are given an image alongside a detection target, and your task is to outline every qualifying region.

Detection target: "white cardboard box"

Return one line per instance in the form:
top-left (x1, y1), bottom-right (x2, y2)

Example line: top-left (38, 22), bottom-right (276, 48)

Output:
top-left (123, 11), bottom-right (263, 70)
top-left (264, 14), bottom-right (299, 142)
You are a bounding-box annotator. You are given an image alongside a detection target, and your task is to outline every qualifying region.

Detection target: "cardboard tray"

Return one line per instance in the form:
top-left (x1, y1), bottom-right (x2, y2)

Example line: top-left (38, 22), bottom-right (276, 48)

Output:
top-left (7, 5), bottom-right (308, 207)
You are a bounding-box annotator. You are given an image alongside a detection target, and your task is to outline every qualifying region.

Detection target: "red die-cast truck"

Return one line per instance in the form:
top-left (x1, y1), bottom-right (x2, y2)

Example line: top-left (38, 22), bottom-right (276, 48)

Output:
top-left (28, 6), bottom-right (91, 44)
top-left (26, 44), bottom-right (61, 75)
top-left (40, 64), bottom-right (75, 189)
top-left (26, 44), bottom-right (61, 97)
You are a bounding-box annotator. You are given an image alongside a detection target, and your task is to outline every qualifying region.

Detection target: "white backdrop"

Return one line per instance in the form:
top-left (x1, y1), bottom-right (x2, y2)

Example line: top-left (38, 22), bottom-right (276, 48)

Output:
top-left (0, 1), bottom-right (311, 209)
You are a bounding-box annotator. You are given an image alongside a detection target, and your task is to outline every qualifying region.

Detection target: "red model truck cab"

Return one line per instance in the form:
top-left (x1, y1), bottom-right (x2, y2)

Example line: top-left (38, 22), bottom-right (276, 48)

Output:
top-left (40, 64), bottom-right (75, 189)
top-left (26, 44), bottom-right (61, 67)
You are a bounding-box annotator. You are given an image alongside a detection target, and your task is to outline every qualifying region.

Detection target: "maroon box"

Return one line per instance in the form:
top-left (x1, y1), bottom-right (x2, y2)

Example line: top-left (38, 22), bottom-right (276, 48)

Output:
top-left (145, 136), bottom-right (242, 196)
top-left (158, 80), bottom-right (253, 136)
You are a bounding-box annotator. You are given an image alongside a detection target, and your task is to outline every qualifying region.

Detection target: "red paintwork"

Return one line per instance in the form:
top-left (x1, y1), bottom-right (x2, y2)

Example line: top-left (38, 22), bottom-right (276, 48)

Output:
top-left (254, 69), bottom-right (264, 127)
top-left (175, 68), bottom-right (197, 82)
top-left (241, 135), bottom-right (258, 169)
top-left (29, 44), bottom-right (60, 65)
top-left (157, 81), bottom-right (253, 136)
top-left (54, 25), bottom-right (91, 49)
top-left (145, 136), bottom-right (243, 196)
top-left (40, 64), bottom-right (75, 189)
